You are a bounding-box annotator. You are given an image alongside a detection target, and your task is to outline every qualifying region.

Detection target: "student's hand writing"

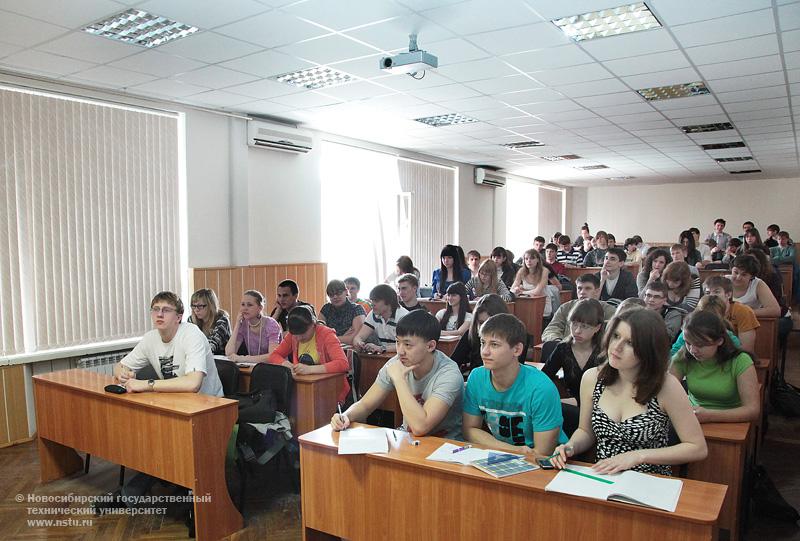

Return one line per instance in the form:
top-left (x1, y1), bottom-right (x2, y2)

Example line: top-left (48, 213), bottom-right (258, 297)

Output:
top-left (591, 451), bottom-right (642, 474)
top-left (330, 413), bottom-right (350, 431)
top-left (292, 363), bottom-right (312, 375)
top-left (386, 360), bottom-right (413, 383)
top-left (550, 444), bottom-right (574, 469)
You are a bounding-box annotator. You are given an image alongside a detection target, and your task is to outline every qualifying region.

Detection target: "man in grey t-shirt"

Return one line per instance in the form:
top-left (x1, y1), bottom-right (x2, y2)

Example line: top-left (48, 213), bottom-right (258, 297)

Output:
top-left (331, 311), bottom-right (463, 440)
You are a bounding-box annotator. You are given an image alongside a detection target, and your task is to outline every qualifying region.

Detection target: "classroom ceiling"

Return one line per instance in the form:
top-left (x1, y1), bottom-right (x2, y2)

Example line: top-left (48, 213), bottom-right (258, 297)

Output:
top-left (1, 0), bottom-right (799, 187)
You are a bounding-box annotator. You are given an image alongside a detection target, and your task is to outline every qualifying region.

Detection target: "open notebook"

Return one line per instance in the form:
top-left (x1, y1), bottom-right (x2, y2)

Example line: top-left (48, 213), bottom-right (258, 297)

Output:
top-left (426, 443), bottom-right (538, 478)
top-left (545, 465), bottom-right (683, 512)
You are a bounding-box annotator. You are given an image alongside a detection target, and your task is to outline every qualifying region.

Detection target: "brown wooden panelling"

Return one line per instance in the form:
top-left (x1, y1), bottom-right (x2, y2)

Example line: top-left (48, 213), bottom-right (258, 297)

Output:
top-left (4, 365), bottom-right (29, 444)
top-left (0, 369), bottom-right (7, 447)
top-left (192, 263), bottom-right (328, 317)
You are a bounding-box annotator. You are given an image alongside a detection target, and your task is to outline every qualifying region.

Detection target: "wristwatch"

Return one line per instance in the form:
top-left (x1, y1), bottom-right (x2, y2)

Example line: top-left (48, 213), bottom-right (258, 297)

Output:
top-left (147, 379), bottom-right (155, 391)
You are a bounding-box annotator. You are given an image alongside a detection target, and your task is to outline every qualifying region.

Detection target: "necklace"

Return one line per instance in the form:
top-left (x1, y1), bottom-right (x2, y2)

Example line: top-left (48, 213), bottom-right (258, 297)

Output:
top-left (248, 316), bottom-right (262, 329)
top-left (246, 318), bottom-right (264, 356)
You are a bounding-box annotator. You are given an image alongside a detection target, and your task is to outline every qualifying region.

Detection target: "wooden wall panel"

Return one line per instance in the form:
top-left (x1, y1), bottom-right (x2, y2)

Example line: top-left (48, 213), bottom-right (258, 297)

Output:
top-left (192, 263), bottom-right (328, 318)
top-left (0, 365), bottom-right (32, 448)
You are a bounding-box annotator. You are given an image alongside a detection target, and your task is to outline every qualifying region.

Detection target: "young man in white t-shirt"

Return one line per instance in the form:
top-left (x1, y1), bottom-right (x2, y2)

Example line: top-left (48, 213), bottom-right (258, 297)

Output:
top-left (353, 284), bottom-right (409, 353)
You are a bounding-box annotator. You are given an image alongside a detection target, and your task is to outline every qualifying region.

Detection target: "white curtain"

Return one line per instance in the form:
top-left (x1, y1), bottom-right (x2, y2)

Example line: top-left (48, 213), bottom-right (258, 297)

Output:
top-left (505, 180), bottom-right (540, 257)
top-left (538, 186), bottom-right (564, 240)
top-left (0, 87), bottom-right (180, 355)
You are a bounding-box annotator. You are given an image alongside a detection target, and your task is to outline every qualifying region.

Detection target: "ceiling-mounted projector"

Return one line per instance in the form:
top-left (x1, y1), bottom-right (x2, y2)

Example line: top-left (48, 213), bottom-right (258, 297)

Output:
top-left (380, 34), bottom-right (438, 77)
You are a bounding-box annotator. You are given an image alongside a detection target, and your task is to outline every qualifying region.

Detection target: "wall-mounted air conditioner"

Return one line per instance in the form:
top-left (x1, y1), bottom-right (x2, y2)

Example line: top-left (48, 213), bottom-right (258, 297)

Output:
top-left (247, 120), bottom-right (313, 154)
top-left (474, 167), bottom-right (506, 187)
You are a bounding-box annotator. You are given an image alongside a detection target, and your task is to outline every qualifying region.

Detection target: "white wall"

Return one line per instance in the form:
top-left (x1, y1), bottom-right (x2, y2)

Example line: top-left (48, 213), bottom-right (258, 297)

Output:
top-left (457, 163), bottom-right (495, 254)
top-left (584, 178), bottom-right (800, 243)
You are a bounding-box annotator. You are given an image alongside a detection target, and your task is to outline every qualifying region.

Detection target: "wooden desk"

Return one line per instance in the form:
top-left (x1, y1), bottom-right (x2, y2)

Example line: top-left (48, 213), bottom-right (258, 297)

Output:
top-left (513, 295), bottom-right (546, 343)
top-left (418, 298), bottom-right (446, 313)
top-left (698, 268), bottom-right (727, 284)
top-left (300, 425), bottom-right (726, 541)
top-left (437, 335), bottom-right (460, 357)
top-left (779, 266), bottom-right (792, 303)
top-left (559, 289), bottom-right (572, 305)
top-left (754, 316), bottom-right (777, 394)
top-left (356, 352), bottom-right (402, 426)
top-left (237, 363), bottom-right (342, 437)
top-left (33, 369), bottom-right (242, 541)
top-left (686, 422), bottom-right (751, 541)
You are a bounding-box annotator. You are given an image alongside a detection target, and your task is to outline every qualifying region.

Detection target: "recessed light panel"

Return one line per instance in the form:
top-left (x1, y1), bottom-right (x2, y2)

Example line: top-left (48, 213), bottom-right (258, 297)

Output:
top-left (502, 140), bottom-right (545, 149)
top-left (636, 82), bottom-right (709, 101)
top-left (83, 9), bottom-right (199, 48)
top-left (576, 165), bottom-right (609, 170)
top-left (273, 66), bottom-right (354, 90)
top-left (701, 142), bottom-right (746, 150)
top-left (541, 154), bottom-right (581, 161)
top-left (715, 156), bottom-right (753, 162)
top-left (729, 169), bottom-right (761, 174)
top-left (680, 122), bottom-right (734, 134)
top-left (414, 113), bottom-right (479, 127)
top-left (552, 2), bottom-right (661, 42)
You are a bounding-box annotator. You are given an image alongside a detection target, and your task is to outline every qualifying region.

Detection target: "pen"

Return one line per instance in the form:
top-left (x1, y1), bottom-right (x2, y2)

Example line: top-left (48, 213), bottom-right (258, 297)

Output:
top-left (452, 444), bottom-right (473, 454)
top-left (337, 403), bottom-right (346, 430)
top-left (392, 431), bottom-right (398, 442)
top-left (562, 468), bottom-right (615, 485)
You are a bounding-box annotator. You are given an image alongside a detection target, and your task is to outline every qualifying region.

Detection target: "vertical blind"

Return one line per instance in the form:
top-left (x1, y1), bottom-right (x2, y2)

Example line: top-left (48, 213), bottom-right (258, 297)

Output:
top-left (397, 159), bottom-right (455, 289)
top-left (0, 87), bottom-right (181, 356)
top-left (538, 186), bottom-right (564, 240)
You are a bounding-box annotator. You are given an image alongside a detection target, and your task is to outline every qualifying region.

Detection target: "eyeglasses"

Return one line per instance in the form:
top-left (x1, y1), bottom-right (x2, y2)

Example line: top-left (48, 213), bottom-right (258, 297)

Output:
top-left (190, 304), bottom-right (207, 309)
top-left (150, 306), bottom-right (177, 315)
top-left (643, 293), bottom-right (664, 300)
top-left (570, 322), bottom-right (596, 332)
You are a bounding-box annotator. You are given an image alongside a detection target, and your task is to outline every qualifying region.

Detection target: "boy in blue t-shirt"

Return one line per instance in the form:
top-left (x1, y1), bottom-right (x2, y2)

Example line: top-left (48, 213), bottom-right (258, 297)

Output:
top-left (463, 313), bottom-right (566, 456)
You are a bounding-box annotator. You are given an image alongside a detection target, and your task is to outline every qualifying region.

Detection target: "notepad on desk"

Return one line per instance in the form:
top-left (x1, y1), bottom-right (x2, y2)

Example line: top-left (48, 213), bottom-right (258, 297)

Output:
top-left (426, 443), bottom-right (537, 477)
top-left (545, 465), bottom-right (683, 512)
top-left (337, 427), bottom-right (389, 455)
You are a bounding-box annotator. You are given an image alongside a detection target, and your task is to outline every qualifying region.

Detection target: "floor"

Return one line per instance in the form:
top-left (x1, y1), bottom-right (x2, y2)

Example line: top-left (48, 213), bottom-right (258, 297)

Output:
top-left (3, 318), bottom-right (799, 540)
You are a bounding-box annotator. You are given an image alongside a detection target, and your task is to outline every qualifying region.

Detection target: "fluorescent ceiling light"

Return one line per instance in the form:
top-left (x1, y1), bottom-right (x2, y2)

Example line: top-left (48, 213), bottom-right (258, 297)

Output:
top-left (701, 142), bottom-right (745, 150)
top-left (575, 165), bottom-right (609, 170)
top-left (552, 2), bottom-right (661, 42)
top-left (541, 154), bottom-right (580, 161)
top-left (414, 113), bottom-right (479, 127)
top-left (272, 66), bottom-right (354, 90)
top-left (715, 156), bottom-right (753, 162)
top-left (83, 9), bottom-right (198, 48)
top-left (681, 122), bottom-right (734, 134)
top-left (636, 82), bottom-right (709, 101)
top-left (503, 140), bottom-right (545, 149)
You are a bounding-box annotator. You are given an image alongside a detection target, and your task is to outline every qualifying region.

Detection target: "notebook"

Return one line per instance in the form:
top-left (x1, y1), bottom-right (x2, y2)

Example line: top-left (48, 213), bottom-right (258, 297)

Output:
top-left (545, 465), bottom-right (683, 512)
top-left (426, 443), bottom-right (537, 477)
top-left (337, 427), bottom-right (390, 455)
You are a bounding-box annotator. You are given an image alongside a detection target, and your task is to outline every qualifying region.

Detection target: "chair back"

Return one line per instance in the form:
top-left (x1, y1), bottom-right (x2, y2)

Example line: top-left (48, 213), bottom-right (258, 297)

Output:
top-left (214, 359), bottom-right (240, 397)
top-left (249, 363), bottom-right (292, 413)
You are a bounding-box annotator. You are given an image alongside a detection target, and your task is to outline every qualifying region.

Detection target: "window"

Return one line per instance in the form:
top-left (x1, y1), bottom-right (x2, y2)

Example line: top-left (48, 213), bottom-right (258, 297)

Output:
top-left (0, 86), bottom-right (182, 356)
top-left (505, 179), bottom-right (565, 256)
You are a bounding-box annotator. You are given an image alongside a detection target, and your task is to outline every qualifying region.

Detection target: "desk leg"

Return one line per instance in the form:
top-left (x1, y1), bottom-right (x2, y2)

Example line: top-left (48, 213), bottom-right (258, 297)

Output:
top-left (191, 409), bottom-right (243, 541)
top-left (37, 437), bottom-right (84, 482)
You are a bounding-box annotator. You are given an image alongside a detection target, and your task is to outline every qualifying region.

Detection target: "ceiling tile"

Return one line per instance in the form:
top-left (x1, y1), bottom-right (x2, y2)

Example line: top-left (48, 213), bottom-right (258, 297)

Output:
top-left (224, 78), bottom-right (303, 99)
top-left (408, 83), bottom-right (481, 102)
top-left (175, 65), bottom-right (258, 88)
top-left (779, 2), bottom-right (800, 31)
top-left (37, 31), bottom-right (138, 63)
top-left (0, 50), bottom-right (95, 77)
top-left (649, 93), bottom-right (718, 110)
top-left (574, 92), bottom-right (643, 108)
top-left (467, 22), bottom-right (569, 56)
top-left (220, 50), bottom-right (314, 78)
top-left (670, 9), bottom-right (775, 48)
top-left (229, 100), bottom-right (293, 116)
top-left (588, 102), bottom-right (654, 116)
top-left (661, 104), bottom-right (726, 118)
top-left (130, 78), bottom-right (211, 98)
top-left (275, 34), bottom-right (380, 65)
top-left (516, 100), bottom-right (583, 114)
top-left (0, 0), bottom-right (122, 29)
top-left (418, 37), bottom-right (490, 66)
top-left (156, 31), bottom-right (262, 63)
top-left (465, 74), bottom-right (541, 94)
top-left (214, 10), bottom-right (329, 48)
top-left (183, 90), bottom-right (254, 107)
top-left (376, 71), bottom-right (455, 91)
top-left (70, 65), bottom-right (156, 87)
top-left (495, 88), bottom-right (565, 105)
top-left (343, 15), bottom-right (454, 52)
top-left (602, 50), bottom-right (691, 77)
top-left (532, 63), bottom-right (614, 86)
top-left (394, 0), bottom-right (464, 12)
top-left (698, 55), bottom-right (783, 79)
top-left (0, 10), bottom-right (68, 47)
top-left (438, 95), bottom-right (505, 112)
top-left (622, 67), bottom-right (701, 89)
top-left (0, 41), bottom-right (20, 58)
top-left (422, 0), bottom-right (543, 35)
top-left (554, 78), bottom-right (630, 98)
top-left (503, 44), bottom-right (592, 72)
top-left (108, 50), bottom-right (205, 78)
top-left (283, 0), bottom-right (411, 31)
top-left (653, 0), bottom-right (772, 26)
top-left (707, 71), bottom-right (788, 92)
top-left (783, 29), bottom-right (800, 52)
top-left (434, 57), bottom-right (519, 83)
top-left (313, 80), bottom-right (395, 101)
top-left (686, 34), bottom-right (779, 65)
top-left (724, 97), bottom-right (790, 113)
top-left (730, 107), bottom-right (791, 121)
top-left (137, 0), bottom-right (270, 29)
top-left (786, 50), bottom-right (800, 69)
top-left (579, 28), bottom-right (678, 61)
top-left (271, 90), bottom-right (342, 108)
top-left (717, 85), bottom-right (787, 103)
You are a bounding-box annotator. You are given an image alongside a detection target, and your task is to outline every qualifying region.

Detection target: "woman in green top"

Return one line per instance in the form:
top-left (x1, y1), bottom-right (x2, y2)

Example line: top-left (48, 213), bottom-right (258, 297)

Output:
top-left (670, 311), bottom-right (760, 424)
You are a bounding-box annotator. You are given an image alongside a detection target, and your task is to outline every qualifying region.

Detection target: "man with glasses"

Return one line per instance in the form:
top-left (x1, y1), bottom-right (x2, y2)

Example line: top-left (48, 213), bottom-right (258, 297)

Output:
top-left (643, 281), bottom-right (685, 343)
top-left (541, 274), bottom-right (616, 343)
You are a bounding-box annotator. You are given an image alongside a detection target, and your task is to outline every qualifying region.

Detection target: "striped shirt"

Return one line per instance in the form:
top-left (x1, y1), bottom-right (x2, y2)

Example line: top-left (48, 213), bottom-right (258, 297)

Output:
top-left (363, 306), bottom-right (409, 344)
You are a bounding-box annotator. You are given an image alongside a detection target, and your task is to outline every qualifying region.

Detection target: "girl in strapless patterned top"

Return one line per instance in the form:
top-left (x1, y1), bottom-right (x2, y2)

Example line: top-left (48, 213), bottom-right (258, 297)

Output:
top-left (551, 309), bottom-right (707, 475)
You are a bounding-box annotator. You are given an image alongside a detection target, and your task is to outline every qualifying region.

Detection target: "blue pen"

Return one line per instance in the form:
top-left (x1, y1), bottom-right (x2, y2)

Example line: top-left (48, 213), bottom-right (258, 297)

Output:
top-left (452, 444), bottom-right (473, 454)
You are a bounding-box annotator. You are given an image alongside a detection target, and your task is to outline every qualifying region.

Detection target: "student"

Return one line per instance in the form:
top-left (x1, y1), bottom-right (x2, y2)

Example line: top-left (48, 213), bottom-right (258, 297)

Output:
top-left (574, 223), bottom-right (591, 249)
top-left (544, 243), bottom-right (567, 275)
top-left (722, 238), bottom-right (743, 265)
top-left (344, 276), bottom-right (372, 314)
top-left (706, 238), bottom-right (723, 262)
top-left (706, 218), bottom-right (731, 254)
top-left (543, 299), bottom-right (605, 437)
top-left (597, 248), bottom-right (638, 302)
top-left (743, 227), bottom-right (770, 256)
top-left (225, 289), bottom-right (282, 362)
top-left (451, 294), bottom-right (514, 375)
top-left (269, 306), bottom-right (350, 403)
top-left (632, 235), bottom-right (649, 258)
top-left (643, 281), bottom-right (685, 343)
top-left (636, 248), bottom-right (672, 295)
top-left (607, 233), bottom-right (617, 248)
top-left (188, 288), bottom-right (231, 355)
top-left (319, 279), bottom-right (366, 345)
top-left (624, 237), bottom-right (642, 264)
top-left (690, 227), bottom-right (712, 263)
top-left (463, 314), bottom-right (566, 456)
top-left (703, 275), bottom-right (759, 353)
top-left (770, 231), bottom-right (796, 265)
top-left (491, 246), bottom-right (517, 289)
top-left (435, 282), bottom-right (472, 337)
top-left (270, 279), bottom-right (315, 332)
top-left (765, 224), bottom-right (781, 249)
top-left (353, 284), bottom-right (409, 353)
top-left (614, 297), bottom-right (646, 314)
top-left (431, 244), bottom-right (471, 299)
top-left (670, 243), bottom-right (700, 276)
top-left (467, 249), bottom-right (481, 278)
top-left (512, 249), bottom-right (549, 297)
top-left (679, 230), bottom-right (704, 267)
top-left (670, 295), bottom-right (742, 357)
top-left (556, 235), bottom-right (581, 267)
top-left (552, 309), bottom-right (707, 475)
top-left (331, 310), bottom-right (463, 439)
top-left (542, 274), bottom-right (617, 343)
top-left (670, 311), bottom-right (760, 424)
top-left (729, 255), bottom-right (781, 318)
top-left (582, 230), bottom-right (609, 267)
top-left (105, 292), bottom-right (224, 509)
top-left (384, 255), bottom-right (421, 285)
top-left (745, 247), bottom-right (788, 315)
top-left (662, 261), bottom-right (701, 312)
top-left (397, 273), bottom-right (428, 312)
top-left (739, 221), bottom-right (755, 241)
top-left (465, 259), bottom-right (513, 301)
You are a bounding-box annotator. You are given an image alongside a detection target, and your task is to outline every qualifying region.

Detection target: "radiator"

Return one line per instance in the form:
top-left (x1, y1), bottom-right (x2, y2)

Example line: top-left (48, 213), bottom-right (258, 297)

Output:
top-left (76, 351), bottom-right (129, 376)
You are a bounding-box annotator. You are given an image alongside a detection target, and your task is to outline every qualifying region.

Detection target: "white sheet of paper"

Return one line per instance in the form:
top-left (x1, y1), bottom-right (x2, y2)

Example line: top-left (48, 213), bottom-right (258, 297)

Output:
top-left (426, 443), bottom-right (499, 466)
top-left (337, 427), bottom-right (390, 455)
